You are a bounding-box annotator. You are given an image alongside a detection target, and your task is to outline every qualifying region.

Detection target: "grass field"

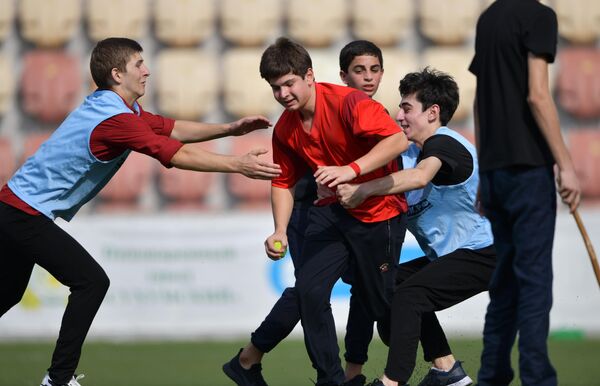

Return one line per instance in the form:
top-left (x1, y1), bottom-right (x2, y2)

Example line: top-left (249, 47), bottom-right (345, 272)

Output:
top-left (0, 337), bottom-right (598, 386)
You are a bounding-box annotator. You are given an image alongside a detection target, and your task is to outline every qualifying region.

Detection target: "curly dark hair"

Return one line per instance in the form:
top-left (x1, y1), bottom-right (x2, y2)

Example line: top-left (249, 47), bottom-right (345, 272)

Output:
top-left (399, 67), bottom-right (459, 126)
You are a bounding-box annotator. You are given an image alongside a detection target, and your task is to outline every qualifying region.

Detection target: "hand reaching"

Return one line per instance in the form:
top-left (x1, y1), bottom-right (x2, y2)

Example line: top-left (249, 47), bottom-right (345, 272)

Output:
top-left (238, 148), bottom-right (281, 179)
top-left (229, 115), bottom-right (272, 136)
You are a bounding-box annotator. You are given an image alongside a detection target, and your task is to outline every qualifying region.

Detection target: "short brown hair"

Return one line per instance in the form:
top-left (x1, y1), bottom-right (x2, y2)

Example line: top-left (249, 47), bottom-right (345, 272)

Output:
top-left (90, 37), bottom-right (143, 89)
top-left (259, 37), bottom-right (312, 82)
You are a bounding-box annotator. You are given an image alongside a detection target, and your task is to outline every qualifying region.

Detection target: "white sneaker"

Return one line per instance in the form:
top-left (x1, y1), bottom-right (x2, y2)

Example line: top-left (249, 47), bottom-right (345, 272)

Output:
top-left (40, 373), bottom-right (85, 386)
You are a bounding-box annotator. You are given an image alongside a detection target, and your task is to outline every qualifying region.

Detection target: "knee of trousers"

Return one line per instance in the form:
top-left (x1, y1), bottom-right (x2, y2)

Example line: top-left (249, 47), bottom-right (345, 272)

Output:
top-left (296, 280), bottom-right (330, 310)
top-left (79, 268), bottom-right (110, 297)
top-left (392, 287), bottom-right (428, 311)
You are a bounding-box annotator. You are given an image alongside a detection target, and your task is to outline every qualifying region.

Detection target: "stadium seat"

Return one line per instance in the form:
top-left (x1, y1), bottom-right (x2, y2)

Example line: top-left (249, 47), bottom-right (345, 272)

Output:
top-left (422, 47), bottom-right (476, 122)
top-left (311, 49), bottom-right (343, 84)
top-left (557, 48), bottom-right (600, 119)
top-left (221, 0), bottom-right (281, 46)
top-left (157, 142), bottom-right (215, 210)
top-left (350, 0), bottom-right (414, 46)
top-left (0, 137), bottom-right (16, 187)
top-left (86, 0), bottom-right (148, 41)
top-left (153, 0), bottom-right (215, 46)
top-left (0, 0), bottom-right (14, 42)
top-left (0, 56), bottom-right (14, 116)
top-left (18, 0), bottom-right (80, 47)
top-left (227, 133), bottom-right (273, 209)
top-left (419, 0), bottom-right (480, 45)
top-left (555, 0), bottom-right (600, 44)
top-left (96, 151), bottom-right (154, 211)
top-left (222, 48), bottom-right (282, 118)
top-left (287, 0), bottom-right (347, 47)
top-left (155, 49), bottom-right (219, 120)
top-left (374, 48), bottom-right (418, 113)
top-left (21, 50), bottom-right (82, 123)
top-left (568, 129), bottom-right (600, 198)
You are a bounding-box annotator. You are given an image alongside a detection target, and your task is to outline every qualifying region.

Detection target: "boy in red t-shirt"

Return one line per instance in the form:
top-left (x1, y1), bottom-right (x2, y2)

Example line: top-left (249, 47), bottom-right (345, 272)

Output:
top-left (264, 37), bottom-right (407, 386)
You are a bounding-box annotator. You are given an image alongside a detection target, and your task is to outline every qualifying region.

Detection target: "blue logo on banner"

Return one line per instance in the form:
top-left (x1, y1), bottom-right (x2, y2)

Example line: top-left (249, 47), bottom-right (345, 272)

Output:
top-left (269, 244), bottom-right (424, 298)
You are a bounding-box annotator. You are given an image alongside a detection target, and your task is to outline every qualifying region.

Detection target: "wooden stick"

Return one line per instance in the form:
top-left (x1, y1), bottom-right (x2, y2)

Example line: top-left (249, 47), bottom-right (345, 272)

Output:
top-left (572, 209), bottom-right (600, 289)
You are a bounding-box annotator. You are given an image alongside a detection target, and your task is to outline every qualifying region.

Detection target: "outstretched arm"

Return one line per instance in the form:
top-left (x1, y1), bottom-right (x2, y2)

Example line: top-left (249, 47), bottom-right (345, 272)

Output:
top-left (170, 115), bottom-right (272, 143)
top-left (527, 53), bottom-right (580, 211)
top-left (337, 156), bottom-right (442, 209)
top-left (169, 144), bottom-right (281, 180)
top-left (315, 131), bottom-right (409, 188)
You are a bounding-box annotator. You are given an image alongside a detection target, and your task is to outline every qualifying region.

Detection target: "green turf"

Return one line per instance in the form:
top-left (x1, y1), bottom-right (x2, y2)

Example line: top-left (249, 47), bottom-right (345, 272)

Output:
top-left (0, 337), bottom-right (598, 385)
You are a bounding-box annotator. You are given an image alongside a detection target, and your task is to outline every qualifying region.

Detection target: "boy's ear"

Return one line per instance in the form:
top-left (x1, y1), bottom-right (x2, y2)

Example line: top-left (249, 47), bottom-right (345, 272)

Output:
top-left (305, 68), bottom-right (315, 83)
top-left (339, 70), bottom-right (349, 85)
top-left (428, 104), bottom-right (441, 123)
top-left (110, 67), bottom-right (121, 85)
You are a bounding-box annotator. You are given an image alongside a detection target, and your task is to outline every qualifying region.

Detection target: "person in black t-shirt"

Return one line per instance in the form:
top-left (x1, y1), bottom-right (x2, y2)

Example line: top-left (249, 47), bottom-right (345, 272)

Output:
top-left (336, 68), bottom-right (496, 386)
top-left (470, 1), bottom-right (580, 386)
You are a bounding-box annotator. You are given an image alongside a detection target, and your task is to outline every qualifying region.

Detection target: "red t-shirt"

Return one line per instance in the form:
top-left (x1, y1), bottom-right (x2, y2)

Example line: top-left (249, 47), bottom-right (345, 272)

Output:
top-left (0, 98), bottom-right (181, 215)
top-left (272, 82), bottom-right (407, 223)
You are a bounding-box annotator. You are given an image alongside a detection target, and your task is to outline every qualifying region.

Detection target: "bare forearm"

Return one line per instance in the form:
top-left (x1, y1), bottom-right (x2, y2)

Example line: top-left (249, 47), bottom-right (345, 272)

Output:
top-left (169, 144), bottom-right (239, 172)
top-left (528, 93), bottom-right (573, 170)
top-left (171, 120), bottom-right (231, 143)
top-left (271, 186), bottom-right (294, 233)
top-left (354, 132), bottom-right (408, 175)
top-left (527, 54), bottom-right (573, 171)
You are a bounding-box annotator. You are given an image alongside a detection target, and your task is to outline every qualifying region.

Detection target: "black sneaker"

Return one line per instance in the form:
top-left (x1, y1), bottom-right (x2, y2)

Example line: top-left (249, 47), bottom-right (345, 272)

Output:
top-left (416, 361), bottom-right (472, 386)
top-left (222, 348), bottom-right (268, 386)
top-left (343, 374), bottom-right (366, 386)
top-left (366, 379), bottom-right (410, 386)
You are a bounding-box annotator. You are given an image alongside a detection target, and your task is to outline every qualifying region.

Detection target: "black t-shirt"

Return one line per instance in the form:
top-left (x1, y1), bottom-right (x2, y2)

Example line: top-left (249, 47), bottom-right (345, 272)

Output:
top-left (469, 0), bottom-right (557, 172)
top-left (418, 134), bottom-right (473, 186)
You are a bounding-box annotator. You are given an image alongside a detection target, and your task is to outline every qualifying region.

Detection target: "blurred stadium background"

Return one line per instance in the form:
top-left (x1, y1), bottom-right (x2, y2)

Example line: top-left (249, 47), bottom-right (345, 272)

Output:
top-left (0, 0), bottom-right (599, 384)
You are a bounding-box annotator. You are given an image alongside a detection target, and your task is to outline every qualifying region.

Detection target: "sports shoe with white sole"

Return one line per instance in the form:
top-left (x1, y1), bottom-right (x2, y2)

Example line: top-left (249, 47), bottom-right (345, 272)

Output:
top-left (40, 373), bottom-right (85, 386)
top-left (416, 361), bottom-right (472, 386)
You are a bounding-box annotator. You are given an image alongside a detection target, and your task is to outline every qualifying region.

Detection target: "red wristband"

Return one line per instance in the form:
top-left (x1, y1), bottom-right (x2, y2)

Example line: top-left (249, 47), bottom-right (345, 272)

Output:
top-left (348, 161), bottom-right (361, 177)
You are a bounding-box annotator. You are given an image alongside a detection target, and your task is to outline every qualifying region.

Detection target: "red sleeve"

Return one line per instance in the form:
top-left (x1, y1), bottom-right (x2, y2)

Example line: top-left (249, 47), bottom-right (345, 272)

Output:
top-left (271, 126), bottom-right (309, 190)
top-left (91, 111), bottom-right (182, 167)
top-left (343, 92), bottom-right (401, 138)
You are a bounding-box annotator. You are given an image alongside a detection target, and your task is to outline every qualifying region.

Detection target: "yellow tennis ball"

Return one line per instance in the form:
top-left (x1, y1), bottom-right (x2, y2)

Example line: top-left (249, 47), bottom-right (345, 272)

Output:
top-left (274, 241), bottom-right (283, 251)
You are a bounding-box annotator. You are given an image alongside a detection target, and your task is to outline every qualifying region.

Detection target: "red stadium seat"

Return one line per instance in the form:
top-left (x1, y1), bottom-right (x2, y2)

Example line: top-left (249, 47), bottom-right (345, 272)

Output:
top-left (568, 129), bottom-right (600, 199)
top-left (21, 50), bottom-right (82, 123)
top-left (557, 48), bottom-right (600, 119)
top-left (227, 133), bottom-right (273, 209)
top-left (157, 142), bottom-right (215, 210)
top-left (0, 137), bottom-right (16, 187)
top-left (96, 151), bottom-right (154, 211)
